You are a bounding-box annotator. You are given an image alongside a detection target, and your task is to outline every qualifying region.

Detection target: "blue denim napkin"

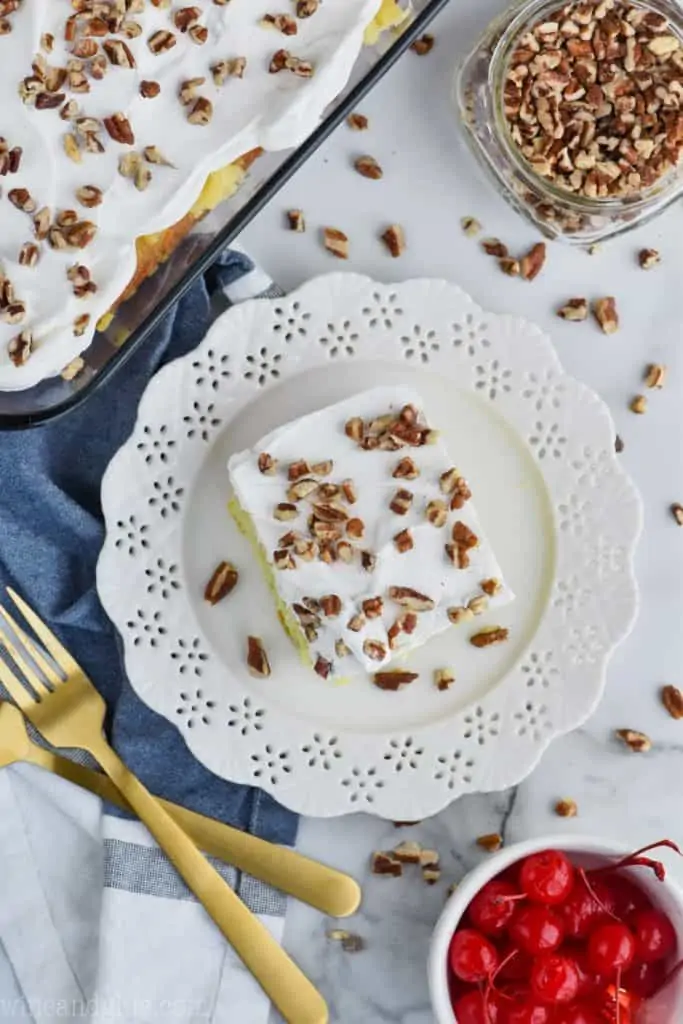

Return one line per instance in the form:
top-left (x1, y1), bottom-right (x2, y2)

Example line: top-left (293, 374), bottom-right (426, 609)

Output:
top-left (0, 248), bottom-right (298, 849)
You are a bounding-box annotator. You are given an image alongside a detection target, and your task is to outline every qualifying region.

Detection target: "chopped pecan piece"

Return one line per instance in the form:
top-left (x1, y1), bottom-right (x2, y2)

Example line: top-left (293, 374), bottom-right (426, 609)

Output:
top-left (519, 242), bottom-right (546, 281)
top-left (320, 594), bottom-right (342, 618)
top-left (381, 224), bottom-right (406, 258)
top-left (269, 49), bottom-right (314, 77)
top-left (372, 670), bottom-right (419, 691)
top-left (555, 798), bottom-right (578, 818)
top-left (274, 502), bottom-right (298, 521)
top-left (148, 29), bottom-right (176, 54)
top-left (615, 729), bottom-right (651, 753)
top-left (140, 80), bottom-right (161, 98)
top-left (440, 467), bottom-right (460, 494)
top-left (452, 520), bottom-right (478, 550)
top-left (593, 297), bottom-right (619, 335)
top-left (247, 636), bottom-right (270, 678)
top-left (422, 862), bottom-right (441, 885)
top-left (362, 596), bottom-right (383, 619)
top-left (670, 503), bottom-right (683, 526)
top-left (287, 477), bottom-right (318, 500)
top-left (8, 188), bottom-right (35, 212)
top-left (468, 595), bottom-right (488, 616)
top-left (371, 851), bottom-right (402, 876)
top-left (258, 452), bottom-right (278, 475)
top-left (447, 606), bottom-right (474, 625)
top-left (398, 612), bottom-right (418, 634)
top-left (638, 248), bottom-right (661, 270)
top-left (103, 39), bottom-right (136, 67)
top-left (392, 841), bottom-right (422, 863)
top-left (296, 0), bottom-right (319, 15)
top-left (287, 209), bottom-right (305, 232)
top-left (75, 184), bottom-right (103, 208)
top-left (188, 97), bottom-right (213, 126)
top-left (499, 257), bottom-right (520, 277)
top-left (341, 479), bottom-right (357, 504)
top-left (211, 57), bottom-right (246, 85)
top-left (104, 112), bottom-right (134, 144)
top-left (288, 459), bottom-right (310, 481)
top-left (335, 639), bottom-right (351, 658)
top-left (8, 330), bottom-right (33, 367)
top-left (644, 364), bottom-right (666, 389)
top-left (261, 13), bottom-right (298, 35)
top-left (345, 416), bottom-right (364, 442)
top-left (394, 529), bottom-right (413, 553)
top-left (388, 587), bottom-right (434, 612)
top-left (557, 298), bottom-right (588, 322)
top-left (461, 216), bottom-right (481, 238)
top-left (434, 668), bottom-right (455, 691)
top-left (630, 395), bottom-right (647, 415)
top-left (481, 238), bottom-right (508, 258)
top-left (294, 538), bottom-right (318, 561)
top-left (18, 243), bottom-right (39, 267)
top-left (347, 112), bottom-right (368, 130)
top-left (204, 561), bottom-right (239, 604)
top-left (63, 133), bottom-right (82, 163)
top-left (477, 833), bottom-right (503, 853)
top-left (314, 655), bottom-right (332, 679)
top-left (188, 23), bottom-right (208, 44)
top-left (661, 685), bottom-right (683, 720)
top-left (336, 541), bottom-right (354, 563)
top-left (144, 146), bottom-right (174, 167)
top-left (354, 155), bottom-right (383, 180)
top-left (311, 460), bottom-right (333, 477)
top-left (360, 550), bottom-right (376, 572)
top-left (393, 457), bottom-right (419, 480)
top-left (273, 549), bottom-right (296, 570)
top-left (450, 477), bottom-right (472, 510)
top-left (481, 578), bottom-right (502, 597)
top-left (363, 639), bottom-right (386, 662)
top-left (410, 33), bottom-right (434, 55)
top-left (346, 517), bottom-right (365, 540)
top-left (470, 627), bottom-right (509, 648)
top-left (389, 489), bottom-right (413, 515)
top-left (323, 227), bottom-right (349, 259)
top-left (347, 613), bottom-right (365, 633)
top-left (173, 5), bottom-right (201, 31)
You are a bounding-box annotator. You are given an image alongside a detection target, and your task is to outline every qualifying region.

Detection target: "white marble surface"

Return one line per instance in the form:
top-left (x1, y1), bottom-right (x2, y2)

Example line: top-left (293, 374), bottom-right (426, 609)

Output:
top-left (239, 1), bottom-right (683, 1020)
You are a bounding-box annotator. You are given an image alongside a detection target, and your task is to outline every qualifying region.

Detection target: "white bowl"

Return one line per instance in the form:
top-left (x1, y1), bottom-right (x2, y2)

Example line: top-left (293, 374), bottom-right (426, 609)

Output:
top-left (428, 835), bottom-right (683, 1024)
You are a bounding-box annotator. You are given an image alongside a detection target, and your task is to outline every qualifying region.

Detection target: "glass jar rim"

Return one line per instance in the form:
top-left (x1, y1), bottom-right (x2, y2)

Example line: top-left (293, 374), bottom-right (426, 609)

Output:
top-left (486, 0), bottom-right (683, 214)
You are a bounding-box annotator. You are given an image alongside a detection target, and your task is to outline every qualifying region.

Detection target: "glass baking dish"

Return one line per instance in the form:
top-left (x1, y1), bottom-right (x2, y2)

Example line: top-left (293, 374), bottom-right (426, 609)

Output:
top-left (0, 0), bottom-right (450, 431)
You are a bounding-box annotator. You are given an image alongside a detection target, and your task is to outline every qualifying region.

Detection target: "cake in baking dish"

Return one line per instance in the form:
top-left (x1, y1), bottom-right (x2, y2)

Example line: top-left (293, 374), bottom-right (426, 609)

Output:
top-left (228, 387), bottom-right (515, 682)
top-left (0, 0), bottom-right (408, 390)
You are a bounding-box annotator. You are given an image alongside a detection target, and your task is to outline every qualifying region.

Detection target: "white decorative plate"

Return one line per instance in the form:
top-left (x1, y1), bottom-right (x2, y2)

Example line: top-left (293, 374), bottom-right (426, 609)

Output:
top-left (97, 274), bottom-right (642, 820)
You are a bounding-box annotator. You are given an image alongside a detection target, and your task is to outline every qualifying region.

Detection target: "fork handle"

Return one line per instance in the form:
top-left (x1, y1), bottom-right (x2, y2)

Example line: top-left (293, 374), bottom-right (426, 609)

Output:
top-left (90, 737), bottom-right (328, 1024)
top-left (30, 746), bottom-right (360, 917)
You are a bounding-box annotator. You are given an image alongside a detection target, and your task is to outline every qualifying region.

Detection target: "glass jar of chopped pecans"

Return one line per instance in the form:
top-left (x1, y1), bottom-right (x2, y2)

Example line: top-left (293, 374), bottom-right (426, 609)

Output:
top-left (455, 0), bottom-right (683, 244)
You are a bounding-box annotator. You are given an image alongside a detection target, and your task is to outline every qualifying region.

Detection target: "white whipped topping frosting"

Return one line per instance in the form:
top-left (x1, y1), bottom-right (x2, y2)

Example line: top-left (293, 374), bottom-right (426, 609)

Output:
top-left (0, 0), bottom-right (382, 390)
top-left (228, 387), bottom-right (515, 680)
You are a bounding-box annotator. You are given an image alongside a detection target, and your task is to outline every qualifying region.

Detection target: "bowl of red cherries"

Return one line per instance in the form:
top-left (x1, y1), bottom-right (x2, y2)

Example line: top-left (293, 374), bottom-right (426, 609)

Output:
top-left (428, 835), bottom-right (683, 1024)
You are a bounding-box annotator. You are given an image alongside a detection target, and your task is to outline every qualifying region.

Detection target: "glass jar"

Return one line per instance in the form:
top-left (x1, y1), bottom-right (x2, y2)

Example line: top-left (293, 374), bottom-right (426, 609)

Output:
top-left (454, 0), bottom-right (683, 244)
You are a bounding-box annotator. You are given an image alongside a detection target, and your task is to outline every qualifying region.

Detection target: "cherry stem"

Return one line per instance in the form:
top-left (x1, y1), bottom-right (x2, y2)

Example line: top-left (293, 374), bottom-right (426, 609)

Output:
top-left (483, 948), bottom-right (518, 1019)
top-left (578, 866), bottom-right (621, 923)
top-left (590, 839), bottom-right (681, 883)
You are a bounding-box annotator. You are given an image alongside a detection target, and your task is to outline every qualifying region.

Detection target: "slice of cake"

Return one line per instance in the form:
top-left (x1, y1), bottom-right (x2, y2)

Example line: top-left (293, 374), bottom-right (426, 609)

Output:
top-left (228, 387), bottom-right (514, 682)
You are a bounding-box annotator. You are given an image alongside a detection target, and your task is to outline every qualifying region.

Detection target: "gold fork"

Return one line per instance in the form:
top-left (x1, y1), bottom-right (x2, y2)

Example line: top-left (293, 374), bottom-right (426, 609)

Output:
top-left (0, 701), bottom-right (360, 917)
top-left (0, 588), bottom-right (328, 1024)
